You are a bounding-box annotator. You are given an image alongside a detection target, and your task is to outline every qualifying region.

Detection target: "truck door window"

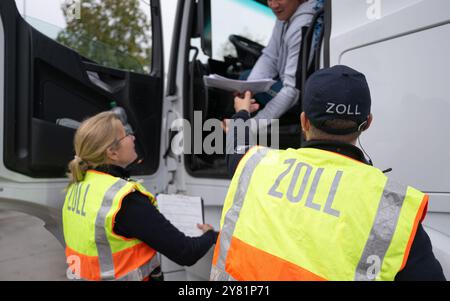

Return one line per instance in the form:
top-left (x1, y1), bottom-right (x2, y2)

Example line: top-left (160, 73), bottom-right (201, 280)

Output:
top-left (15, 0), bottom-right (152, 74)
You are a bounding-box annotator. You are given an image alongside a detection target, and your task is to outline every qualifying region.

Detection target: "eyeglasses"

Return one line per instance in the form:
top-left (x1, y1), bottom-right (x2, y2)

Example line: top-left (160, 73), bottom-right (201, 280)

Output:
top-left (108, 131), bottom-right (134, 148)
top-left (117, 132), bottom-right (134, 143)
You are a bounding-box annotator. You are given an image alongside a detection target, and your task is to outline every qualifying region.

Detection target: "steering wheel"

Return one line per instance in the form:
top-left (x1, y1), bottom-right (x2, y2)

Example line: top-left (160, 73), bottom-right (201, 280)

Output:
top-left (229, 35), bottom-right (264, 69)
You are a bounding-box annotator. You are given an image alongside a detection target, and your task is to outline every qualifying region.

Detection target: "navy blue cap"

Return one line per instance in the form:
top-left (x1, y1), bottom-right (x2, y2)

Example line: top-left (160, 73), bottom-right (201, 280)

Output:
top-left (303, 65), bottom-right (371, 135)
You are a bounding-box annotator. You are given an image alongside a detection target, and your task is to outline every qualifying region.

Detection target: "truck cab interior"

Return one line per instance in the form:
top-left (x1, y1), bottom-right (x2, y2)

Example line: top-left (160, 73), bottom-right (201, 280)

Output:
top-left (181, 0), bottom-right (331, 179)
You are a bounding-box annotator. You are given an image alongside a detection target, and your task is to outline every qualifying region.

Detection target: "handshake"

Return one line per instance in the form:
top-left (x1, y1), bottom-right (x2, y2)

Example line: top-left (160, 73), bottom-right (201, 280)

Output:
top-left (221, 91), bottom-right (260, 134)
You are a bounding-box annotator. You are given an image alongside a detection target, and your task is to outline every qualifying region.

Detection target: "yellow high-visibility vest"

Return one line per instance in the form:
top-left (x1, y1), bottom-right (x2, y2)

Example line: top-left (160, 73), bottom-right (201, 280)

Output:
top-left (211, 146), bottom-right (428, 281)
top-left (63, 170), bottom-right (160, 281)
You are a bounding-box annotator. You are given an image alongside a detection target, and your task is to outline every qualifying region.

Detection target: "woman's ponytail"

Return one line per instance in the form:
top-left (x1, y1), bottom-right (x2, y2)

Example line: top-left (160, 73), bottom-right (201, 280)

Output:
top-left (67, 156), bottom-right (89, 187)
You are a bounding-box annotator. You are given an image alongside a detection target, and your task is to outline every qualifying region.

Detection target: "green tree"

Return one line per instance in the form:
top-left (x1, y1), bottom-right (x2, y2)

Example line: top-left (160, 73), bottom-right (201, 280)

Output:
top-left (57, 0), bottom-right (152, 73)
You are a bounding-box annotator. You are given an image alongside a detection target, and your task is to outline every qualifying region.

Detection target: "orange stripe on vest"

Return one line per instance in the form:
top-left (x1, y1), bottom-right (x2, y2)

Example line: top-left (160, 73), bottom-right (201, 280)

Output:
top-left (66, 247), bottom-right (101, 281)
top-left (66, 243), bottom-right (156, 280)
top-left (225, 236), bottom-right (326, 281)
top-left (113, 243), bottom-right (156, 279)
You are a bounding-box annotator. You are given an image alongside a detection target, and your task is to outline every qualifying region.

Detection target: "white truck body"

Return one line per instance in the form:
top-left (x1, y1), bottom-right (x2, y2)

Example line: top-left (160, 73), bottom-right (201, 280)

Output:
top-left (0, 0), bottom-right (448, 280)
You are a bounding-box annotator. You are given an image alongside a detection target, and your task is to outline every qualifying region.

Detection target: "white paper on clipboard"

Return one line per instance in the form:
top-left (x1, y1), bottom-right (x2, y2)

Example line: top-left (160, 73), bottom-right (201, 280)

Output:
top-left (156, 194), bottom-right (204, 237)
top-left (203, 74), bottom-right (276, 94)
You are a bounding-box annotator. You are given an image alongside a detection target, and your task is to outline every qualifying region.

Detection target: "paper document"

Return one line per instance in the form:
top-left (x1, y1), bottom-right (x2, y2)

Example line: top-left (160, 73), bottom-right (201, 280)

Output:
top-left (203, 74), bottom-right (276, 94)
top-left (157, 194), bottom-right (204, 237)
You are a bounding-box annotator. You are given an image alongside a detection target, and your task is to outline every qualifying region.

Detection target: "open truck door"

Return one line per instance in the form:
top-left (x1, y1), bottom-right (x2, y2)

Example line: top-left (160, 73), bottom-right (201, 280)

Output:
top-left (0, 0), bottom-right (168, 245)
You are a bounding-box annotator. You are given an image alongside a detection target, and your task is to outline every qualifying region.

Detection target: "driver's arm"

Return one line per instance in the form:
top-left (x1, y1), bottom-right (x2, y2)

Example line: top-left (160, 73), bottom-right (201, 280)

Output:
top-left (253, 13), bottom-right (312, 122)
top-left (247, 21), bottom-right (282, 81)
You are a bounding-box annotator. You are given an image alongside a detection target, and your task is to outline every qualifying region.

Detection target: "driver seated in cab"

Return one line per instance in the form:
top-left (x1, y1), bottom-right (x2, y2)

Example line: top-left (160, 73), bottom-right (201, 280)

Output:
top-left (238, 0), bottom-right (318, 122)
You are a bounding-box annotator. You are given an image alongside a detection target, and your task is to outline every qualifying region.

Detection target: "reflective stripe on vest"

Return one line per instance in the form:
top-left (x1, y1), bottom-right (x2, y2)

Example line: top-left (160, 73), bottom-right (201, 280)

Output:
top-left (211, 147), bottom-right (428, 281)
top-left (63, 171), bottom-right (160, 281)
top-left (96, 178), bottom-right (126, 279)
top-left (116, 254), bottom-right (161, 281)
top-left (211, 147), bottom-right (269, 280)
top-left (354, 179), bottom-right (407, 281)
top-left (210, 265), bottom-right (237, 281)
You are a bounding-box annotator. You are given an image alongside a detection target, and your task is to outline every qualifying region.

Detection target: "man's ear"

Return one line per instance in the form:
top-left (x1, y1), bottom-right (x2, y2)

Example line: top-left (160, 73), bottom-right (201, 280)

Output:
top-left (300, 112), bottom-right (310, 131)
top-left (363, 114), bottom-right (373, 131)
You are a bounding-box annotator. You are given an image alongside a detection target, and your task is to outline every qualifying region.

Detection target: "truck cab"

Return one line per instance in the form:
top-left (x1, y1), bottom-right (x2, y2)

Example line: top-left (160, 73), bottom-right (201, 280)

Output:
top-left (0, 0), bottom-right (449, 280)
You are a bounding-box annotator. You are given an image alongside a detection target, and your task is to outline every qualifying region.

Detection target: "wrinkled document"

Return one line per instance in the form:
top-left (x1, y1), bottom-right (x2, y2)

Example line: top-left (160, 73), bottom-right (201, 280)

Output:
top-left (203, 74), bottom-right (276, 94)
top-left (157, 194), bottom-right (204, 237)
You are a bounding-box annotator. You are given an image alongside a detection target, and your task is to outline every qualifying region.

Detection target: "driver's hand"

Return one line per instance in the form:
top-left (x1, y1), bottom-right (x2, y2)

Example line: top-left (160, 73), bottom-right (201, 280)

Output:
top-left (197, 223), bottom-right (214, 233)
top-left (234, 91), bottom-right (259, 113)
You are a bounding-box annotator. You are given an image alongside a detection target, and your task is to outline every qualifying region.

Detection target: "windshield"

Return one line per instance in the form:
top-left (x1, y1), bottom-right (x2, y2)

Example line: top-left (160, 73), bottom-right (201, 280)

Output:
top-left (210, 0), bottom-right (275, 60)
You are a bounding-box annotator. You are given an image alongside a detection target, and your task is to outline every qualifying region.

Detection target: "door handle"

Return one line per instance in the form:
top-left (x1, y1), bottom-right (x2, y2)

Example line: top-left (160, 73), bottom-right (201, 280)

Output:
top-left (82, 62), bottom-right (127, 93)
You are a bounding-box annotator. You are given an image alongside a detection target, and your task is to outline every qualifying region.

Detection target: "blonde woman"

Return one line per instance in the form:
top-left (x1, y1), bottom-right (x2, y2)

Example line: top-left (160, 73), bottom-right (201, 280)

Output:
top-left (63, 111), bottom-right (216, 281)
